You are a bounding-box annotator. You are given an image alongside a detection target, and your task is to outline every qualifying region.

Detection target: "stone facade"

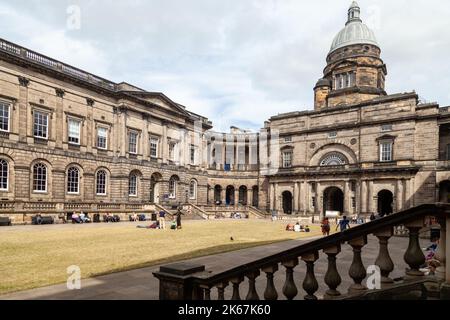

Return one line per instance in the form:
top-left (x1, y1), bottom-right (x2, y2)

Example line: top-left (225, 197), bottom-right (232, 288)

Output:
top-left (1, 2), bottom-right (450, 224)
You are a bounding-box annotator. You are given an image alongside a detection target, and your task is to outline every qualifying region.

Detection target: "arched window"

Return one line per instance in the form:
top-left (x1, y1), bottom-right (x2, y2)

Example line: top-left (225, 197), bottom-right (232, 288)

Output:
top-left (320, 153), bottom-right (347, 166)
top-left (96, 170), bottom-right (107, 195)
top-left (129, 174), bottom-right (138, 196)
top-left (189, 180), bottom-right (197, 200)
top-left (169, 176), bottom-right (178, 199)
top-left (33, 163), bottom-right (47, 192)
top-left (67, 167), bottom-right (80, 194)
top-left (0, 159), bottom-right (8, 191)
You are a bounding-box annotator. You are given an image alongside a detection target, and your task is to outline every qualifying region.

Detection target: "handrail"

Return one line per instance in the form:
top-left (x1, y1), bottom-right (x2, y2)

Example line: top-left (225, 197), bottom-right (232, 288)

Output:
top-left (194, 203), bottom-right (445, 285)
top-left (188, 203), bottom-right (209, 220)
top-left (154, 203), bottom-right (450, 300)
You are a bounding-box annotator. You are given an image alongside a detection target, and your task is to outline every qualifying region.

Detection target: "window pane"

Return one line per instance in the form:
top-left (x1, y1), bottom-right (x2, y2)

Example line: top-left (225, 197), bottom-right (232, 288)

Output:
top-left (129, 132), bottom-right (138, 154)
top-left (67, 167), bottom-right (80, 193)
top-left (97, 127), bottom-right (107, 149)
top-left (33, 163), bottom-right (47, 192)
top-left (68, 119), bottom-right (81, 144)
top-left (129, 175), bottom-right (137, 196)
top-left (96, 170), bottom-right (106, 195)
top-left (0, 159), bottom-right (8, 190)
top-left (0, 103), bottom-right (10, 132)
top-left (150, 138), bottom-right (158, 158)
top-left (34, 111), bottom-right (48, 138)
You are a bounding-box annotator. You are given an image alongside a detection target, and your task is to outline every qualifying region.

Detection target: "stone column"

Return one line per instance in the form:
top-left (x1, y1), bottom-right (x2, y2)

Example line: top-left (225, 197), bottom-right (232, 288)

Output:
top-left (360, 180), bottom-right (368, 215)
top-left (316, 182), bottom-right (321, 217)
top-left (234, 188), bottom-right (239, 207)
top-left (367, 181), bottom-right (373, 214)
top-left (274, 183), bottom-right (279, 212)
top-left (299, 181), bottom-right (305, 214)
top-left (396, 179), bottom-right (404, 212)
top-left (306, 182), bottom-right (311, 215)
top-left (269, 183), bottom-right (274, 211)
top-left (293, 182), bottom-right (299, 214)
top-left (405, 178), bottom-right (411, 209)
top-left (344, 181), bottom-right (350, 215)
top-left (162, 121), bottom-right (168, 163)
top-left (248, 188), bottom-right (253, 207)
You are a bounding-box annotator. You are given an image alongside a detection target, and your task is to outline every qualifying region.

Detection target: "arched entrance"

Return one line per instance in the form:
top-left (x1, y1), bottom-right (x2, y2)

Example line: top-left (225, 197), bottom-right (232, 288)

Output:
top-left (377, 190), bottom-right (394, 216)
top-left (150, 173), bottom-right (162, 204)
top-left (252, 186), bottom-right (259, 207)
top-left (282, 191), bottom-right (293, 214)
top-left (239, 186), bottom-right (247, 205)
top-left (226, 186), bottom-right (235, 205)
top-left (323, 187), bottom-right (344, 215)
top-left (439, 181), bottom-right (450, 203)
top-left (214, 185), bottom-right (222, 204)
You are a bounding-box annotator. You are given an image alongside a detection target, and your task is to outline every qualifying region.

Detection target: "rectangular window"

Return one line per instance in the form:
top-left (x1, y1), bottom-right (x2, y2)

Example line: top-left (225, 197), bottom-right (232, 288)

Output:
top-left (328, 131), bottom-right (337, 138)
top-left (380, 141), bottom-right (393, 162)
top-left (150, 137), bottom-right (159, 158)
top-left (190, 145), bottom-right (196, 164)
top-left (68, 119), bottom-right (81, 145)
top-left (33, 110), bottom-right (49, 139)
top-left (129, 131), bottom-right (138, 154)
top-left (381, 124), bottom-right (393, 132)
top-left (352, 197), bottom-right (356, 209)
top-left (169, 142), bottom-right (176, 161)
top-left (284, 136), bottom-right (292, 142)
top-left (97, 127), bottom-right (108, 149)
top-left (312, 196), bottom-right (316, 208)
top-left (0, 102), bottom-right (10, 132)
top-left (282, 151), bottom-right (292, 168)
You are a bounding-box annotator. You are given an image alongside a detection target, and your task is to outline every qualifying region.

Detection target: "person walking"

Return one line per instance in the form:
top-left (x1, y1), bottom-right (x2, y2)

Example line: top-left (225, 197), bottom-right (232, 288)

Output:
top-left (175, 208), bottom-right (184, 229)
top-left (158, 210), bottom-right (166, 230)
top-left (321, 217), bottom-right (331, 236)
top-left (336, 216), bottom-right (351, 232)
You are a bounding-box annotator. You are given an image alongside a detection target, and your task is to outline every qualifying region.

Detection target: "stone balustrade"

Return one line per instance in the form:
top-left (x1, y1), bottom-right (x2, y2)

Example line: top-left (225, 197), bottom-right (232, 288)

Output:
top-left (154, 203), bottom-right (450, 300)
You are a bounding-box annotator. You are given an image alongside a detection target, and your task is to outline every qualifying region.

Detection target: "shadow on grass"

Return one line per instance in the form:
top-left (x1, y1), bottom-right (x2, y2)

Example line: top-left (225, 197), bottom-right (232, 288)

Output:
top-left (90, 238), bottom-right (294, 278)
top-left (0, 238), bottom-right (304, 297)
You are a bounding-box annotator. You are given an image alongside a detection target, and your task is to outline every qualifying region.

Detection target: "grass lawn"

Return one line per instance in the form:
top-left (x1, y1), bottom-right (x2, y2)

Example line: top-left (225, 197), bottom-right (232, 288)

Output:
top-left (0, 220), bottom-right (322, 295)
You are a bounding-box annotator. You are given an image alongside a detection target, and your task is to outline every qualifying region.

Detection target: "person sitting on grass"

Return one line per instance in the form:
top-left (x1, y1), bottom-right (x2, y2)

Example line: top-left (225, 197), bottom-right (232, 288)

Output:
top-left (72, 213), bottom-right (81, 224)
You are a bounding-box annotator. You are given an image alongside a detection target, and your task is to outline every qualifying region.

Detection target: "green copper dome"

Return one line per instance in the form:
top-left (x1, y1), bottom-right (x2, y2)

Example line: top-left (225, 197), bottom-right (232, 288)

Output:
top-left (329, 2), bottom-right (379, 54)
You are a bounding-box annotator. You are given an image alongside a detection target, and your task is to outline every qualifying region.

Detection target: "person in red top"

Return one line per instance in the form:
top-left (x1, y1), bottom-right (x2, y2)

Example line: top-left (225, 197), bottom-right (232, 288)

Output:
top-left (321, 217), bottom-right (331, 236)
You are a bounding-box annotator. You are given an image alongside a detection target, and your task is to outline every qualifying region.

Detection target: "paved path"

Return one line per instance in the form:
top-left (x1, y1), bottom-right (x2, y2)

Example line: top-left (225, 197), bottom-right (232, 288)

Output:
top-left (1, 235), bottom-right (422, 300)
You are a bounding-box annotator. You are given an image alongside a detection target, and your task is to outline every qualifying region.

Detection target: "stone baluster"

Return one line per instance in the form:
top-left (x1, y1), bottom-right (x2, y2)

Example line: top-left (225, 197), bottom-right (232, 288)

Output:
top-left (374, 227), bottom-right (395, 285)
top-left (262, 265), bottom-right (279, 300)
top-left (203, 287), bottom-right (211, 300)
top-left (216, 282), bottom-right (229, 300)
top-left (245, 270), bottom-right (260, 300)
top-left (348, 236), bottom-right (368, 293)
top-left (439, 214), bottom-right (450, 299)
top-left (323, 245), bottom-right (342, 298)
top-left (282, 258), bottom-right (299, 300)
top-left (404, 219), bottom-right (426, 278)
top-left (301, 252), bottom-right (319, 300)
top-left (230, 276), bottom-right (244, 300)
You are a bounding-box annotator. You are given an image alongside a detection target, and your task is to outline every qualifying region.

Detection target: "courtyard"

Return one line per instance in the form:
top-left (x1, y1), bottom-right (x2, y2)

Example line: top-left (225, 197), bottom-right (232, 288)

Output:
top-left (0, 219), bottom-right (322, 296)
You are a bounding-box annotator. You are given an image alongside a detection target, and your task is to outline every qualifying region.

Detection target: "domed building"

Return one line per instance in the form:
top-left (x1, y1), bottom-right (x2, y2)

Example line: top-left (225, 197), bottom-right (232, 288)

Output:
top-left (0, 2), bottom-right (449, 223)
top-left (314, 1), bottom-right (387, 110)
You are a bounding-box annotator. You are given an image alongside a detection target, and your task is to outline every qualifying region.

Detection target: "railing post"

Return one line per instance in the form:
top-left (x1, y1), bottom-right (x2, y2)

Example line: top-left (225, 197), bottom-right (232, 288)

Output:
top-left (404, 219), bottom-right (426, 279)
top-left (348, 236), bottom-right (368, 294)
top-left (323, 244), bottom-right (342, 298)
top-left (301, 252), bottom-right (319, 300)
top-left (262, 264), bottom-right (279, 300)
top-left (374, 227), bottom-right (395, 285)
top-left (230, 276), bottom-right (244, 300)
top-left (281, 258), bottom-right (299, 300)
top-left (245, 270), bottom-right (260, 300)
top-left (153, 262), bottom-right (205, 300)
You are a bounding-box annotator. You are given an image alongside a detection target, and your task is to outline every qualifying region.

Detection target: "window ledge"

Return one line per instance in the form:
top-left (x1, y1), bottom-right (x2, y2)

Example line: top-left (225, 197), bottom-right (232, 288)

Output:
top-left (34, 137), bottom-right (48, 145)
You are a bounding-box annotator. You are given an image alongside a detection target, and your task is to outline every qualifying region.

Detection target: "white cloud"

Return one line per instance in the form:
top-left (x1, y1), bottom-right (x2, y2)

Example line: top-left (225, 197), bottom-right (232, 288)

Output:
top-left (1, 0), bottom-right (450, 131)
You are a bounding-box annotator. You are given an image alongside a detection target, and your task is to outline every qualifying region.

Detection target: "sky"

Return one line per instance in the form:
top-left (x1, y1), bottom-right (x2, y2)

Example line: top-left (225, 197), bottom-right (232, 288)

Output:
top-left (1, 0), bottom-right (449, 132)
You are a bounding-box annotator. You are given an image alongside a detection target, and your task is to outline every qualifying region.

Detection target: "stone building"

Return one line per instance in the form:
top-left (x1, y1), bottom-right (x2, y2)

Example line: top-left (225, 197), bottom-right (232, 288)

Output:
top-left (0, 1), bottom-right (449, 223)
